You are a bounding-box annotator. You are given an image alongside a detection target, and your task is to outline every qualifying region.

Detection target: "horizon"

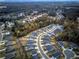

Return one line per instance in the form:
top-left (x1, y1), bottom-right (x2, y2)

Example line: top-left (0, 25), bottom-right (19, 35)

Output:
top-left (0, 0), bottom-right (79, 2)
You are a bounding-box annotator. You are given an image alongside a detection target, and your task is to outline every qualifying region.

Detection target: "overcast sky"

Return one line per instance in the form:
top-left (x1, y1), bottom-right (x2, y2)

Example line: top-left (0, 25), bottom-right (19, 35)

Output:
top-left (0, 0), bottom-right (79, 2)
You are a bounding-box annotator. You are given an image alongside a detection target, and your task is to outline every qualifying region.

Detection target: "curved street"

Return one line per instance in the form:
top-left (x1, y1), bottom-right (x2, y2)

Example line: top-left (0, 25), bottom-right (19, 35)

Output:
top-left (25, 24), bottom-right (78, 59)
top-left (25, 24), bottom-right (63, 59)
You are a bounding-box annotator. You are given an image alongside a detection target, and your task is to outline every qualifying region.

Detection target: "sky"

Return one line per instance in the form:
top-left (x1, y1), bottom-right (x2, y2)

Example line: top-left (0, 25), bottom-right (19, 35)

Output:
top-left (0, 0), bottom-right (79, 2)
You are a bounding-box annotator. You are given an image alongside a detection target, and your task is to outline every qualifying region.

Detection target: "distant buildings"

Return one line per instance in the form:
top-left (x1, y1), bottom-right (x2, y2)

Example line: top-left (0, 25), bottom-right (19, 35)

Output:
top-left (5, 21), bottom-right (14, 28)
top-left (0, 22), bottom-right (5, 41)
top-left (0, 22), bottom-right (5, 30)
top-left (31, 10), bottom-right (38, 15)
top-left (0, 22), bottom-right (12, 41)
top-left (56, 15), bottom-right (65, 21)
top-left (0, 6), bottom-right (7, 9)
top-left (22, 13), bottom-right (48, 22)
top-left (0, 41), bottom-right (6, 59)
top-left (56, 9), bottom-right (65, 20)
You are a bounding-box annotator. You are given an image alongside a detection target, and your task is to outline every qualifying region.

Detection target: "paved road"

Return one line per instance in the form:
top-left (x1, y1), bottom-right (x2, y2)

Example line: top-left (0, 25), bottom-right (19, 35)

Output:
top-left (37, 27), bottom-right (58, 59)
top-left (26, 24), bottom-right (62, 59)
top-left (26, 24), bottom-right (79, 59)
top-left (37, 33), bottom-right (49, 59)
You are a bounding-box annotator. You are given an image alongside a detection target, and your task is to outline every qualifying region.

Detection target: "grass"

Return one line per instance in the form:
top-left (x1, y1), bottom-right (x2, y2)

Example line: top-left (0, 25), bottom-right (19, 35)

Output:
top-left (0, 51), bottom-right (5, 58)
top-left (0, 45), bottom-right (5, 50)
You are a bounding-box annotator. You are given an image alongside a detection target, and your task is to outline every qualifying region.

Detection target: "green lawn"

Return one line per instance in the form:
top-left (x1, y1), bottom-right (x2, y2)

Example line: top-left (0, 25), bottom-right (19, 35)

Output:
top-left (0, 51), bottom-right (5, 58)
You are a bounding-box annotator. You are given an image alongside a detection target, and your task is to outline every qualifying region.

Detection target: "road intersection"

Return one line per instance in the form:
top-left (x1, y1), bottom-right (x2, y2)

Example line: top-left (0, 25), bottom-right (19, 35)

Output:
top-left (25, 24), bottom-right (79, 59)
